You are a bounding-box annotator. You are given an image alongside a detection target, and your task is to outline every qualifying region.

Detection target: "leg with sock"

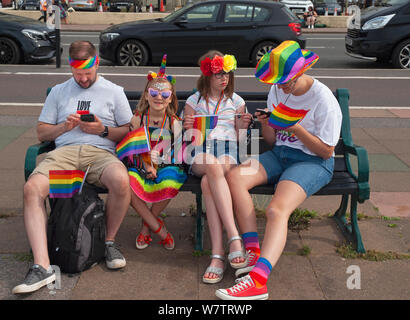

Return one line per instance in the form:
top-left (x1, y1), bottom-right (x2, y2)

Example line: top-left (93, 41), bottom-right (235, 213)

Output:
top-left (235, 232), bottom-right (260, 277)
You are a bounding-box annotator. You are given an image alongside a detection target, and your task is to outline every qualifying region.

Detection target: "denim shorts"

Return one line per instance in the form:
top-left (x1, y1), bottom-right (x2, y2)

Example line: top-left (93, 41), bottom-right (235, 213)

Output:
top-left (187, 139), bottom-right (239, 172)
top-left (258, 145), bottom-right (334, 197)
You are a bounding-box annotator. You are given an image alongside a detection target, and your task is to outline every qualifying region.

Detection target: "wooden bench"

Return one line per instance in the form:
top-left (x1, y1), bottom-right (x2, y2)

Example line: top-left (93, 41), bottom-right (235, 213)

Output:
top-left (25, 88), bottom-right (370, 253)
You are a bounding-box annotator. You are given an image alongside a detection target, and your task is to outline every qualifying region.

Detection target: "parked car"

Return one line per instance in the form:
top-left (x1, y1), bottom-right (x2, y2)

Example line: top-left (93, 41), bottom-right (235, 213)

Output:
top-left (99, 0), bottom-right (306, 66)
top-left (67, 0), bottom-right (97, 11)
top-left (345, 0), bottom-right (410, 69)
top-left (20, 0), bottom-right (40, 10)
top-left (280, 0), bottom-right (314, 17)
top-left (314, 0), bottom-right (342, 15)
top-left (0, 12), bottom-right (56, 64)
top-left (109, 0), bottom-right (142, 12)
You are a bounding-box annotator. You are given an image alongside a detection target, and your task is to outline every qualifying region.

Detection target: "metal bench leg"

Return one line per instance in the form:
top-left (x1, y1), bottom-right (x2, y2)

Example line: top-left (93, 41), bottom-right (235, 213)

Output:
top-left (194, 193), bottom-right (204, 251)
top-left (350, 194), bottom-right (365, 253)
top-left (333, 194), bottom-right (366, 253)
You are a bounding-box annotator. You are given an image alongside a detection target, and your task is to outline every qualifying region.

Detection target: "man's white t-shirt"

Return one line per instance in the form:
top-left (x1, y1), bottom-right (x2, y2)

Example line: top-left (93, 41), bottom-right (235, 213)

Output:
top-left (39, 76), bottom-right (133, 153)
top-left (267, 78), bottom-right (342, 156)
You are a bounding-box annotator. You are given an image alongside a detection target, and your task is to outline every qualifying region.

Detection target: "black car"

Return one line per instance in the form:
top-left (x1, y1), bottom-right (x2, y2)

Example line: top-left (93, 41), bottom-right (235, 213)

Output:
top-left (99, 0), bottom-right (305, 66)
top-left (20, 0), bottom-right (41, 10)
top-left (0, 12), bottom-right (56, 64)
top-left (345, 0), bottom-right (410, 69)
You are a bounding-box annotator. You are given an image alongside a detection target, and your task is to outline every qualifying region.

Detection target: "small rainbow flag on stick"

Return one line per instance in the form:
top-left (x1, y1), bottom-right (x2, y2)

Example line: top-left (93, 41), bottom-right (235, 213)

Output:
top-left (49, 170), bottom-right (85, 198)
top-left (268, 103), bottom-right (309, 130)
top-left (116, 127), bottom-right (151, 160)
top-left (192, 115), bottom-right (218, 146)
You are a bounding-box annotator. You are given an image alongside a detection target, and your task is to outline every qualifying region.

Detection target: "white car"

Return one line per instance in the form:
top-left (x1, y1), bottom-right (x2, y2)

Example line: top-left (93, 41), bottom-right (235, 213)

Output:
top-left (280, 0), bottom-right (314, 16)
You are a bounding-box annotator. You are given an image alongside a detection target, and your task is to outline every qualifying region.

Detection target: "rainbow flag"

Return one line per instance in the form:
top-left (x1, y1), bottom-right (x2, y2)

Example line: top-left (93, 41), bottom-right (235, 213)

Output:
top-left (49, 170), bottom-right (85, 198)
top-left (192, 115), bottom-right (218, 146)
top-left (129, 166), bottom-right (187, 203)
top-left (268, 103), bottom-right (309, 130)
top-left (116, 127), bottom-right (151, 160)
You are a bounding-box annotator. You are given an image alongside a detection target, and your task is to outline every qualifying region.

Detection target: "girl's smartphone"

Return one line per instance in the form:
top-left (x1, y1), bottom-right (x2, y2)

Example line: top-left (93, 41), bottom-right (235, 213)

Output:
top-left (255, 108), bottom-right (271, 117)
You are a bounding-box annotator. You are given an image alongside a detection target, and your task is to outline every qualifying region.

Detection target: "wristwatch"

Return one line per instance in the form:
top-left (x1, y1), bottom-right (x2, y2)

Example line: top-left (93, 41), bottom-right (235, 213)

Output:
top-left (99, 125), bottom-right (109, 138)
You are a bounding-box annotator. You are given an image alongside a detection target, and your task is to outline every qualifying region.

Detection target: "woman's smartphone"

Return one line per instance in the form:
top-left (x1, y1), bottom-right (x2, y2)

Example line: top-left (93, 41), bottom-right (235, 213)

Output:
top-left (80, 114), bottom-right (95, 122)
top-left (255, 108), bottom-right (271, 117)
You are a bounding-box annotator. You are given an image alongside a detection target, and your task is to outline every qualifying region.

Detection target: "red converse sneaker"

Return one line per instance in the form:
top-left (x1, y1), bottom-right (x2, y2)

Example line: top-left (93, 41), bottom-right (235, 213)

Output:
top-left (215, 275), bottom-right (268, 300)
top-left (235, 250), bottom-right (259, 278)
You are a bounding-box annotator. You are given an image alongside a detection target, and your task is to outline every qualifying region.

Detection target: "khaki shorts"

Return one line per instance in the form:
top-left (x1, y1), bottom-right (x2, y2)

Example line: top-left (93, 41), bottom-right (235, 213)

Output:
top-left (31, 145), bottom-right (125, 188)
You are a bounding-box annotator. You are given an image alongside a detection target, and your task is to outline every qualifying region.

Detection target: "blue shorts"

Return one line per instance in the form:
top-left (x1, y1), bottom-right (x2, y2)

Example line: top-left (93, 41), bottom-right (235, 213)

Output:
top-left (187, 140), bottom-right (239, 173)
top-left (258, 145), bottom-right (334, 197)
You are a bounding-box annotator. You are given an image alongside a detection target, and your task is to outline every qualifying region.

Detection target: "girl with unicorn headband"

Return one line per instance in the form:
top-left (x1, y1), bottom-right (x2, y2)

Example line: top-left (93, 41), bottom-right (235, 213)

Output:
top-left (183, 50), bottom-right (252, 284)
top-left (120, 55), bottom-right (187, 251)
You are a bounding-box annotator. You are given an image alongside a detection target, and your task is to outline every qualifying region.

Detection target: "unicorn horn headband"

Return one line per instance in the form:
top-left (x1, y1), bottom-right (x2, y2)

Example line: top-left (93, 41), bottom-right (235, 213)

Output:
top-left (69, 55), bottom-right (99, 69)
top-left (147, 54), bottom-right (176, 85)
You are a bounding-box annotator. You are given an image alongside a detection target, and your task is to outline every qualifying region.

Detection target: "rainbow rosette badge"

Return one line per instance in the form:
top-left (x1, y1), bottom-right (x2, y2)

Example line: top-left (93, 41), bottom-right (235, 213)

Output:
top-left (268, 103), bottom-right (309, 131)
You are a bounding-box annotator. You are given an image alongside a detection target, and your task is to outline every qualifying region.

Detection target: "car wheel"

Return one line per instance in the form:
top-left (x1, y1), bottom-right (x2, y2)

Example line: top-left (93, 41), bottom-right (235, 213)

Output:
top-left (392, 39), bottom-right (410, 69)
top-left (0, 37), bottom-right (21, 64)
top-left (117, 40), bottom-right (149, 66)
top-left (252, 41), bottom-right (277, 66)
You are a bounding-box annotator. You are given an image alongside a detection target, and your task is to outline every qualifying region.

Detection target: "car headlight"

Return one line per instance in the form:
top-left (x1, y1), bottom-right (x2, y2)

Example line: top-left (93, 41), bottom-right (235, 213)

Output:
top-left (362, 14), bottom-right (395, 31)
top-left (100, 33), bottom-right (120, 42)
top-left (21, 29), bottom-right (47, 41)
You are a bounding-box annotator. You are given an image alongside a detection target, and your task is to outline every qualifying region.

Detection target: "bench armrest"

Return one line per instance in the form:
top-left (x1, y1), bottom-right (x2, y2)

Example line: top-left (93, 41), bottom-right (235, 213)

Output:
top-left (24, 141), bottom-right (56, 181)
top-left (344, 144), bottom-right (370, 203)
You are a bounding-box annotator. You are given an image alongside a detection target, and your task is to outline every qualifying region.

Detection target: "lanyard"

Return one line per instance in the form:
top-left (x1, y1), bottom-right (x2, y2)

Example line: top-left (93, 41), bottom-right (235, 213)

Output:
top-left (145, 109), bottom-right (167, 147)
top-left (206, 91), bottom-right (224, 115)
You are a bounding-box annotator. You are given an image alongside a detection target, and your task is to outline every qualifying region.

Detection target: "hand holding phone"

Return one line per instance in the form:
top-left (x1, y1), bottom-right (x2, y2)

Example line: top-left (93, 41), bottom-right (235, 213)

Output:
top-left (80, 114), bottom-right (95, 122)
top-left (255, 108), bottom-right (271, 117)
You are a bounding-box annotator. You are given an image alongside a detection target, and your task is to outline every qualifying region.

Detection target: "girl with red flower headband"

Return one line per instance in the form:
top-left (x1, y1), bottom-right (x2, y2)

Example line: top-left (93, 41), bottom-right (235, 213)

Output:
top-left (183, 50), bottom-right (252, 284)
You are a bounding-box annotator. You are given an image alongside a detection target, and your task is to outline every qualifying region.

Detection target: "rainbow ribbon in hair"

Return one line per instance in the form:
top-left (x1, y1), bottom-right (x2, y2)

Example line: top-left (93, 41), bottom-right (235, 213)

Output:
top-left (69, 55), bottom-right (99, 69)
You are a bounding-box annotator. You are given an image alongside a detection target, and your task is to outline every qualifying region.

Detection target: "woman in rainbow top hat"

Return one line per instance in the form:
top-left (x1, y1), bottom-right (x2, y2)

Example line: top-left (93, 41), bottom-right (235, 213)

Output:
top-left (216, 41), bottom-right (342, 300)
top-left (118, 55), bottom-right (186, 251)
top-left (183, 51), bottom-right (253, 284)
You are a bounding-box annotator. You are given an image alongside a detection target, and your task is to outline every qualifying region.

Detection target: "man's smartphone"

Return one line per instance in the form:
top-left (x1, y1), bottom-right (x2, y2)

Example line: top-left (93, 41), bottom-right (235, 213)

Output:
top-left (255, 108), bottom-right (271, 117)
top-left (80, 114), bottom-right (95, 122)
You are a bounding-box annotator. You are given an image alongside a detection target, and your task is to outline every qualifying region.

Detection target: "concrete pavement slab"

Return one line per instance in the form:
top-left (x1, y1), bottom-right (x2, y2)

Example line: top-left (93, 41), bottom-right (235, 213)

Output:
top-left (370, 172), bottom-right (410, 192)
top-left (350, 109), bottom-right (398, 118)
top-left (390, 109), bottom-right (410, 118)
top-left (370, 192), bottom-right (410, 218)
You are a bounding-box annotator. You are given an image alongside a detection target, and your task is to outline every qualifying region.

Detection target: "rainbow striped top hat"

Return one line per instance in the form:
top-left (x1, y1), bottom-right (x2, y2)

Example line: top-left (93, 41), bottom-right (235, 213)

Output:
top-left (255, 41), bottom-right (319, 85)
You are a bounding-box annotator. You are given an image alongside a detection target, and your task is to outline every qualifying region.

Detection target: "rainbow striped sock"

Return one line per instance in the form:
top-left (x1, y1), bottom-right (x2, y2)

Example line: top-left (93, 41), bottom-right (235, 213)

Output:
top-left (249, 257), bottom-right (272, 288)
top-left (242, 232), bottom-right (260, 255)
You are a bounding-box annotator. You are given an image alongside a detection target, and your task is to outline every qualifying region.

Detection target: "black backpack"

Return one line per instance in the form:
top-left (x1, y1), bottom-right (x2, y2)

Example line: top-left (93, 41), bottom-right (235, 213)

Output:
top-left (47, 185), bottom-right (106, 274)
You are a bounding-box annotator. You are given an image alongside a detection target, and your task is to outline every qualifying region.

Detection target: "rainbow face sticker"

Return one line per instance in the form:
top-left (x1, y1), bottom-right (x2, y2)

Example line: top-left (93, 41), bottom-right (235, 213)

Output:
top-left (68, 55), bottom-right (99, 69)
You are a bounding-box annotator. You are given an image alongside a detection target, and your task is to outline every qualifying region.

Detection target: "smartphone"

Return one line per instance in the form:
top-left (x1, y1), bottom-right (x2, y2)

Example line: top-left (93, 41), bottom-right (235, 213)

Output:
top-left (255, 108), bottom-right (271, 117)
top-left (80, 114), bottom-right (95, 122)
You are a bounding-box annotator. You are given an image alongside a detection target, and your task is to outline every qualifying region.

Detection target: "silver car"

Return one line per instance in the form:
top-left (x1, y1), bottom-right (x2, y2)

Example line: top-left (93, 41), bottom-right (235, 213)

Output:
top-left (67, 0), bottom-right (97, 11)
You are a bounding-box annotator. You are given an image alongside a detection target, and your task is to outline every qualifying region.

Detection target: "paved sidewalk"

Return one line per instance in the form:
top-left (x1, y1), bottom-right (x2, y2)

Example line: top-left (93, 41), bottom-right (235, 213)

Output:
top-left (0, 106), bottom-right (409, 302)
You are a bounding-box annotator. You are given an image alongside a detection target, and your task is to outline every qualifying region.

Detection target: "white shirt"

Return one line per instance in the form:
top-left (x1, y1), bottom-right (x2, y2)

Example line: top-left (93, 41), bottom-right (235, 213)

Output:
top-left (267, 78), bottom-right (342, 156)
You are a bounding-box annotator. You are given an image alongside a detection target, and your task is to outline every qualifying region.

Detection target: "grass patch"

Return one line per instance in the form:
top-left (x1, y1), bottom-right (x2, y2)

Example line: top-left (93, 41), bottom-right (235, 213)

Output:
top-left (288, 208), bottom-right (318, 231)
top-left (13, 252), bottom-right (34, 263)
top-left (298, 245), bottom-right (311, 256)
top-left (336, 243), bottom-right (410, 261)
top-left (192, 249), bottom-right (212, 257)
top-left (387, 223), bottom-right (397, 228)
top-left (381, 216), bottom-right (400, 221)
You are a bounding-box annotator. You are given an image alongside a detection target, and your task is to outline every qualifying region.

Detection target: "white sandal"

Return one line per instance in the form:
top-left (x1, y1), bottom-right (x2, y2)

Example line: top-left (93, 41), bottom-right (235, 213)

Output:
top-left (227, 236), bottom-right (247, 269)
top-left (202, 254), bottom-right (226, 284)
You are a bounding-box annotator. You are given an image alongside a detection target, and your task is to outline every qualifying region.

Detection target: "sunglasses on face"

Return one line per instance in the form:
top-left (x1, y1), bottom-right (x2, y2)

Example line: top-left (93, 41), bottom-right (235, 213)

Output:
top-left (148, 88), bottom-right (172, 99)
top-left (214, 72), bottom-right (230, 79)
